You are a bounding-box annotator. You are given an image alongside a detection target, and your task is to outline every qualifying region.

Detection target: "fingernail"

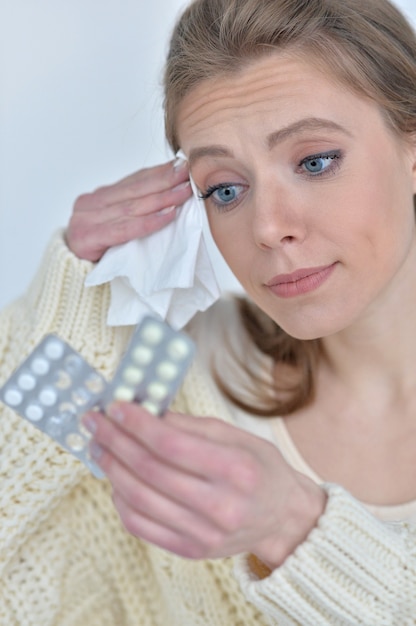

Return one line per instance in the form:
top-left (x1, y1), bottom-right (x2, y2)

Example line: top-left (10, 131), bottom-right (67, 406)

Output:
top-left (90, 441), bottom-right (103, 460)
top-left (107, 403), bottom-right (125, 423)
top-left (158, 205), bottom-right (176, 215)
top-left (83, 413), bottom-right (97, 435)
top-left (173, 156), bottom-right (187, 171)
top-left (172, 181), bottom-right (191, 192)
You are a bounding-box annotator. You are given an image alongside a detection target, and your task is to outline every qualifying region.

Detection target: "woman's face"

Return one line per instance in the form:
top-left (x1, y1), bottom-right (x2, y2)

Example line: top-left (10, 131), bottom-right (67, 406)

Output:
top-left (176, 53), bottom-right (416, 339)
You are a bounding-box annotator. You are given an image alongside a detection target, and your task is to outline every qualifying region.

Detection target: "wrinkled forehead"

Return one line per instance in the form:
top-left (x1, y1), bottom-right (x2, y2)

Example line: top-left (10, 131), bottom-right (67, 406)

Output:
top-left (175, 53), bottom-right (354, 151)
top-left (174, 48), bottom-right (405, 158)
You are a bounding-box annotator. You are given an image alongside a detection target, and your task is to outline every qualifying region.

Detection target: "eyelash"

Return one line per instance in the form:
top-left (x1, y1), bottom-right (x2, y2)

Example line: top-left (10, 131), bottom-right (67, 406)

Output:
top-left (297, 150), bottom-right (342, 177)
top-left (199, 183), bottom-right (241, 203)
top-left (198, 149), bottom-right (343, 210)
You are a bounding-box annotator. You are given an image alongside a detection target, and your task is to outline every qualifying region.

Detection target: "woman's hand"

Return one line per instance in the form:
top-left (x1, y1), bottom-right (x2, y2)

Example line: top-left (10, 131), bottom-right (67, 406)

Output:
top-left (66, 159), bottom-right (192, 261)
top-left (83, 403), bottom-right (326, 569)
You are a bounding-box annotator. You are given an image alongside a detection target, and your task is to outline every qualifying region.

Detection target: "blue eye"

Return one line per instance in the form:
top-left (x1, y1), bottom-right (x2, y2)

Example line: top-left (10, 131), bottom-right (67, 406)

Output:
top-left (300, 152), bottom-right (341, 176)
top-left (214, 185), bottom-right (238, 203)
top-left (199, 183), bottom-right (245, 210)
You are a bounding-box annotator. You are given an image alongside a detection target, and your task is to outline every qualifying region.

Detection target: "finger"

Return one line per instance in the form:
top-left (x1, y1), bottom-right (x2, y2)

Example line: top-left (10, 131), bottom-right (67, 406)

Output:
top-left (67, 180), bottom-right (193, 261)
top-left (164, 411), bottom-right (255, 446)
top-left (89, 407), bottom-right (226, 481)
top-left (73, 177), bottom-right (192, 232)
top-left (98, 207), bottom-right (180, 243)
top-left (77, 159), bottom-right (190, 210)
top-left (109, 402), bottom-right (251, 447)
top-left (98, 179), bottom-right (192, 222)
top-left (116, 158), bottom-right (189, 193)
top-left (92, 425), bottom-right (250, 541)
top-left (89, 415), bottom-right (209, 490)
top-left (68, 207), bottom-right (179, 261)
top-left (112, 491), bottom-right (218, 559)
top-left (106, 451), bottom-right (227, 548)
top-left (111, 475), bottom-right (258, 560)
top-left (86, 406), bottom-right (255, 489)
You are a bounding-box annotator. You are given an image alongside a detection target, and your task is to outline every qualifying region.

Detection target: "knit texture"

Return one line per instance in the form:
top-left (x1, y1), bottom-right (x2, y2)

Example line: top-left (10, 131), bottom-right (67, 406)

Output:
top-left (0, 231), bottom-right (415, 625)
top-left (235, 484), bottom-right (416, 625)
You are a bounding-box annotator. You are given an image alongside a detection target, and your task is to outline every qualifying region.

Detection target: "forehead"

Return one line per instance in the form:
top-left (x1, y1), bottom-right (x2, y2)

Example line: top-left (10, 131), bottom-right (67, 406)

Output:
top-left (176, 52), bottom-right (374, 151)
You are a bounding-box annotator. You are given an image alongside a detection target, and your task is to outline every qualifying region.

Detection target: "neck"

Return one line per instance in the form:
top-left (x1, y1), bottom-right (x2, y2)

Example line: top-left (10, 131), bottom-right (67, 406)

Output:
top-left (321, 263), bottom-right (416, 405)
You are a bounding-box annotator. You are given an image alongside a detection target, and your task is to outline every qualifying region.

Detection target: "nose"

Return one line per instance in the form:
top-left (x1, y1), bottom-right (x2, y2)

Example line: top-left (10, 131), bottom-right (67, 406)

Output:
top-left (251, 188), bottom-right (308, 250)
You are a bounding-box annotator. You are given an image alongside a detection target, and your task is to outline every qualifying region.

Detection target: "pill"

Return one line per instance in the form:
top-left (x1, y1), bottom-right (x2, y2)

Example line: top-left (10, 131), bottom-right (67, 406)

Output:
top-left (39, 387), bottom-right (58, 406)
top-left (85, 373), bottom-right (105, 394)
top-left (147, 382), bottom-right (169, 401)
top-left (72, 388), bottom-right (90, 406)
top-left (77, 415), bottom-right (92, 439)
top-left (58, 401), bottom-right (77, 416)
top-left (167, 338), bottom-right (190, 360)
top-left (156, 361), bottom-right (178, 381)
top-left (4, 388), bottom-right (23, 406)
top-left (141, 321), bottom-right (165, 345)
top-left (113, 386), bottom-right (135, 401)
top-left (66, 433), bottom-right (85, 452)
top-left (141, 400), bottom-right (159, 415)
top-left (122, 366), bottom-right (144, 385)
top-left (31, 357), bottom-right (50, 375)
top-left (18, 372), bottom-right (37, 391)
top-left (48, 412), bottom-right (66, 424)
top-left (132, 345), bottom-right (153, 365)
top-left (46, 416), bottom-right (64, 437)
top-left (44, 338), bottom-right (65, 360)
top-left (25, 404), bottom-right (44, 421)
top-left (53, 370), bottom-right (72, 389)
top-left (64, 354), bottom-right (82, 375)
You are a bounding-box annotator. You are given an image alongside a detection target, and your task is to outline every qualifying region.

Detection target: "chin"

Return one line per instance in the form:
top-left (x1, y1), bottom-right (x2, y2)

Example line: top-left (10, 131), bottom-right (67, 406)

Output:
top-left (280, 326), bottom-right (327, 341)
top-left (250, 290), bottom-right (359, 340)
top-left (268, 311), bottom-right (350, 341)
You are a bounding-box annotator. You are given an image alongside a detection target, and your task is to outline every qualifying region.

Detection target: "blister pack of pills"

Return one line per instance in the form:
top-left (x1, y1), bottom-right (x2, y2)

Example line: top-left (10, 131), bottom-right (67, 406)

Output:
top-left (0, 317), bottom-right (195, 478)
top-left (0, 335), bottom-right (107, 477)
top-left (101, 316), bottom-right (195, 416)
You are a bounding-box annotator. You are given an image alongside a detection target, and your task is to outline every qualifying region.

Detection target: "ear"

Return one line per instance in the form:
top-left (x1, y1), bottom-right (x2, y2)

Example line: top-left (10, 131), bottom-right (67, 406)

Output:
top-left (409, 132), bottom-right (416, 194)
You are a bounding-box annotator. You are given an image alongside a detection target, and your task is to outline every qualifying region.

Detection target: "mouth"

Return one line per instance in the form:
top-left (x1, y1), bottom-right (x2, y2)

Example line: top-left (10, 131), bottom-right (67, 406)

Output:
top-left (266, 263), bottom-right (337, 298)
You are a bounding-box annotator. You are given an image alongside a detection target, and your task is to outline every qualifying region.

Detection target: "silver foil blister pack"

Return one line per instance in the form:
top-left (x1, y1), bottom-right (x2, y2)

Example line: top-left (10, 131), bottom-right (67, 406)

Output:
top-left (101, 317), bottom-right (195, 416)
top-left (0, 317), bottom-right (195, 478)
top-left (0, 335), bottom-right (107, 477)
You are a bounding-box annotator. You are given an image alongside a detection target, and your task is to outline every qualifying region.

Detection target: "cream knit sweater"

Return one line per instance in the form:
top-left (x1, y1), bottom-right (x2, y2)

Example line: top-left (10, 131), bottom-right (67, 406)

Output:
top-left (0, 231), bottom-right (415, 626)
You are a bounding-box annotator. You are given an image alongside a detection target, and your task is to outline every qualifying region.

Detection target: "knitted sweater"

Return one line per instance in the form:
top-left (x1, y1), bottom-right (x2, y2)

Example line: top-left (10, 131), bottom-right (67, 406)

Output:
top-left (0, 231), bottom-right (415, 626)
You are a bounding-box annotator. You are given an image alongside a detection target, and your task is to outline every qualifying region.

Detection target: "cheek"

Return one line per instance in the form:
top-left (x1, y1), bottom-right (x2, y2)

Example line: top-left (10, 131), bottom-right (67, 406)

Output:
top-left (343, 180), bottom-right (416, 282)
top-left (331, 154), bottom-right (412, 250)
top-left (206, 211), bottom-right (251, 271)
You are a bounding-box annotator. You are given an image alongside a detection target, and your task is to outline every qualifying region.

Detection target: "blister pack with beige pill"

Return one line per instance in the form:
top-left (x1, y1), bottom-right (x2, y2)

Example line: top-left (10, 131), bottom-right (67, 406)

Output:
top-left (100, 316), bottom-right (195, 416)
top-left (0, 316), bottom-right (195, 478)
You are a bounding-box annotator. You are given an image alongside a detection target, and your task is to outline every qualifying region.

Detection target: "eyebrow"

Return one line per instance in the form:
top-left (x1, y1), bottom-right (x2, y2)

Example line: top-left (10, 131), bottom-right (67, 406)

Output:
top-left (188, 117), bottom-right (351, 166)
top-left (267, 117), bottom-right (352, 149)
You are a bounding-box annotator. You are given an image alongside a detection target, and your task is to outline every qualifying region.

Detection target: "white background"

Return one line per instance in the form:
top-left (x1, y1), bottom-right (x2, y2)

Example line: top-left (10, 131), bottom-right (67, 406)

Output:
top-left (1, 0), bottom-right (415, 308)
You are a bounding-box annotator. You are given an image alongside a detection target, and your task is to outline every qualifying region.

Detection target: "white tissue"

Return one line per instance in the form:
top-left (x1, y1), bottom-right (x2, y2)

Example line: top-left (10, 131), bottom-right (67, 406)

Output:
top-left (84, 154), bottom-right (221, 329)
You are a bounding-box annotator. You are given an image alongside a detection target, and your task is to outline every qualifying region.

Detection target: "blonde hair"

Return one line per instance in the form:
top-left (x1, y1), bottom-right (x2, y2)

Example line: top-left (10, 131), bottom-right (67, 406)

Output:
top-left (163, 0), bottom-right (416, 416)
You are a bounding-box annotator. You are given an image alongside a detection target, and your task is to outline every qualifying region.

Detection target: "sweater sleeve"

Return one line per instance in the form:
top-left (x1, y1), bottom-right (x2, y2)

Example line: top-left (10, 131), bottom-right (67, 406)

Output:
top-left (0, 230), bottom-right (134, 575)
top-left (0, 229), bottom-right (132, 380)
top-left (234, 483), bottom-right (416, 625)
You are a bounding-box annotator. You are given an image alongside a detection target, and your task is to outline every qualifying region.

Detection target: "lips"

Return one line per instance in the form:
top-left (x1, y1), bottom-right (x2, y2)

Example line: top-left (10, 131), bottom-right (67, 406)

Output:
top-left (266, 263), bottom-right (337, 298)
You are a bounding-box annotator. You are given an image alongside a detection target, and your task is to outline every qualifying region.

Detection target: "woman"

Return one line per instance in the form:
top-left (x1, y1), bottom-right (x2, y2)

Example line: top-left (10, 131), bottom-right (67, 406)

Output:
top-left (1, 0), bottom-right (416, 624)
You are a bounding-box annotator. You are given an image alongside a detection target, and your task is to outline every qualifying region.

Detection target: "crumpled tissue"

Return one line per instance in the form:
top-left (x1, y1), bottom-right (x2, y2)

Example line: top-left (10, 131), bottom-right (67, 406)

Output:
top-left (84, 152), bottom-right (221, 329)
